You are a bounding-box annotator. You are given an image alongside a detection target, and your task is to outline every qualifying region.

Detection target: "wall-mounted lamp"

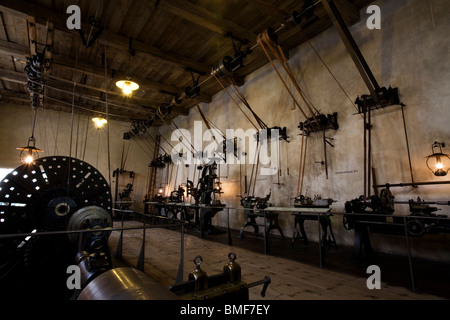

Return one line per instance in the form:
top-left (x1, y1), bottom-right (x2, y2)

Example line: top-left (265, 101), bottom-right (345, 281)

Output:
top-left (116, 79), bottom-right (139, 96)
top-left (92, 117), bottom-right (107, 129)
top-left (426, 142), bottom-right (450, 177)
top-left (17, 136), bottom-right (43, 164)
top-left (215, 180), bottom-right (223, 193)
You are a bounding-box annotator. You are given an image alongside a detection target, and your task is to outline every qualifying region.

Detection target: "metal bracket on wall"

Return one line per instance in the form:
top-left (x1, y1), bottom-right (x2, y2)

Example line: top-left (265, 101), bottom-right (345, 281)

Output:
top-left (299, 112), bottom-right (339, 179)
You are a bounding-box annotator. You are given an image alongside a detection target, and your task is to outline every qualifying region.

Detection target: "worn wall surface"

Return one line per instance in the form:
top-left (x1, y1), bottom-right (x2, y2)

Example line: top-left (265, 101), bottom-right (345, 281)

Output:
top-left (156, 0), bottom-right (450, 262)
top-left (0, 0), bottom-right (449, 262)
top-left (0, 104), bottom-right (153, 215)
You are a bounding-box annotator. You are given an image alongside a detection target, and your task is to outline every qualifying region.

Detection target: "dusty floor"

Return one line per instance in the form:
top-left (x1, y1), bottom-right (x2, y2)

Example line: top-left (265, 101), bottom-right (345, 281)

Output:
top-left (108, 218), bottom-right (450, 301)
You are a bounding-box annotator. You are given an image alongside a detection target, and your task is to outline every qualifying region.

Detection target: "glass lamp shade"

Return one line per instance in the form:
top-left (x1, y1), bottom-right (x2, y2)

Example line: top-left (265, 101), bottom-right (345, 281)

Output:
top-left (92, 117), bottom-right (108, 129)
top-left (116, 80), bottom-right (139, 96)
top-left (17, 138), bottom-right (43, 164)
top-left (426, 142), bottom-right (450, 177)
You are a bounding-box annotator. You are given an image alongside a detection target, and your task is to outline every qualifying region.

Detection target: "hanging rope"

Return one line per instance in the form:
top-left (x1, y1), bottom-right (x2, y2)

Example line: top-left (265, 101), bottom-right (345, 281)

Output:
top-left (257, 29), bottom-right (321, 130)
top-left (103, 30), bottom-right (112, 187)
top-left (67, 54), bottom-right (78, 193)
top-left (212, 72), bottom-right (260, 130)
top-left (307, 40), bottom-right (361, 117)
top-left (195, 101), bottom-right (227, 140)
top-left (249, 142), bottom-right (261, 196)
top-left (193, 100), bottom-right (228, 163)
top-left (81, 114), bottom-right (89, 160)
top-left (52, 110), bottom-right (61, 155)
top-left (296, 128), bottom-right (309, 197)
top-left (257, 28), bottom-right (327, 197)
top-left (156, 111), bottom-right (198, 158)
top-left (231, 81), bottom-right (269, 130)
top-left (149, 128), bottom-right (172, 155)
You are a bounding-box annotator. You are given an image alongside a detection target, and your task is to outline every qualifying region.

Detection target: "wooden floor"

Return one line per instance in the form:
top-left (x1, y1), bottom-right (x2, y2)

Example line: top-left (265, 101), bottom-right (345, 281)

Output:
top-left (108, 219), bottom-right (450, 301)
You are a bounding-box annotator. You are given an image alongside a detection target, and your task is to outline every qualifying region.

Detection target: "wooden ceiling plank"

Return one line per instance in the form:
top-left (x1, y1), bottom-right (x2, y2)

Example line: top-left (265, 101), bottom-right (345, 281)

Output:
top-left (0, 62), bottom-right (154, 109)
top-left (104, 0), bottom-right (133, 34)
top-left (0, 0), bottom-right (210, 74)
top-left (120, 0), bottom-right (155, 40)
top-left (0, 75), bottom-right (156, 121)
top-left (0, 39), bottom-right (28, 60)
top-left (0, 53), bottom-right (193, 118)
top-left (0, 64), bottom-right (27, 84)
top-left (246, 0), bottom-right (290, 21)
top-left (152, 0), bottom-right (257, 42)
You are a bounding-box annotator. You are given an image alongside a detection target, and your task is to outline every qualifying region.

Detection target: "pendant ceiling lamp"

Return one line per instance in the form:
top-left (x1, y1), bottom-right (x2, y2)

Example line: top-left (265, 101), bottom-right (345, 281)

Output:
top-left (17, 136), bottom-right (43, 165)
top-left (116, 78), bottom-right (139, 96)
top-left (16, 109), bottom-right (43, 164)
top-left (92, 117), bottom-right (108, 129)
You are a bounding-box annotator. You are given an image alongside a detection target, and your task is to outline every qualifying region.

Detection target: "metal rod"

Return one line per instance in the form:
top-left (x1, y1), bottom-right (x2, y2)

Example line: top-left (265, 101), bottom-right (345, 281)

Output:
top-left (318, 213), bottom-right (323, 268)
top-left (323, 130), bottom-right (329, 179)
top-left (403, 216), bottom-right (416, 292)
top-left (227, 208), bottom-right (233, 246)
top-left (136, 215), bottom-right (146, 271)
top-left (197, 23), bottom-right (289, 90)
top-left (114, 209), bottom-right (125, 259)
top-left (394, 200), bottom-right (450, 206)
top-left (264, 211), bottom-right (269, 255)
top-left (175, 223), bottom-right (185, 284)
top-left (0, 222), bottom-right (187, 239)
top-left (368, 103), bottom-right (372, 197)
top-left (401, 104), bottom-right (416, 187)
top-left (374, 181), bottom-right (450, 188)
top-left (363, 104), bottom-right (367, 202)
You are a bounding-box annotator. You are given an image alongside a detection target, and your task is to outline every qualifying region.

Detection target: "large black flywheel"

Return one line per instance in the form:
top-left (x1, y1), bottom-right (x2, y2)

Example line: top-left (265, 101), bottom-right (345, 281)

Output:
top-left (0, 156), bottom-right (112, 294)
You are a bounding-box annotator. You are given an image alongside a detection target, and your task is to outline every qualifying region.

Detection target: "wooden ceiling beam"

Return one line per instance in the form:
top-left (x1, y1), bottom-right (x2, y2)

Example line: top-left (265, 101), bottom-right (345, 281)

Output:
top-left (0, 38), bottom-right (212, 106)
top-left (0, 67), bottom-right (27, 85)
top-left (51, 54), bottom-right (212, 104)
top-left (0, 67), bottom-right (190, 118)
top-left (245, 0), bottom-right (290, 21)
top-left (0, 89), bottom-right (148, 122)
top-left (278, 0), bottom-right (361, 48)
top-left (0, 0), bottom-right (211, 74)
top-left (151, 0), bottom-right (257, 42)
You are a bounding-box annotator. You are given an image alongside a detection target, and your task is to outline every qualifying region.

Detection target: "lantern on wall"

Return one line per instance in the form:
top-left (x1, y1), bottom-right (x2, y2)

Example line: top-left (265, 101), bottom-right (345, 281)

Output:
top-left (426, 142), bottom-right (450, 177)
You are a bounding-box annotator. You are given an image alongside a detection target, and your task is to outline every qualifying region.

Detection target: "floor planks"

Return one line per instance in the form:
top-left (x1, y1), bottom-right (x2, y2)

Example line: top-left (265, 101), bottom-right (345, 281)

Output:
top-left (108, 219), bottom-right (449, 300)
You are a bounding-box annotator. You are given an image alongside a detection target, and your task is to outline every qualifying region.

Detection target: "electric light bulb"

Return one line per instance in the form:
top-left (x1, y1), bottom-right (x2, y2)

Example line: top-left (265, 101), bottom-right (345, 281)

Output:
top-left (24, 155), bottom-right (34, 164)
top-left (436, 162), bottom-right (444, 170)
top-left (92, 117), bottom-right (107, 129)
top-left (122, 83), bottom-right (133, 95)
top-left (116, 80), bottom-right (139, 96)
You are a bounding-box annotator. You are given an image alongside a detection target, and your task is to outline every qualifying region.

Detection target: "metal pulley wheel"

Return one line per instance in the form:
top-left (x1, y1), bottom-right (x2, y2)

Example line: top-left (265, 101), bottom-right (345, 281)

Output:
top-left (0, 156), bottom-right (112, 278)
top-left (406, 219), bottom-right (425, 237)
top-left (67, 205), bottom-right (112, 245)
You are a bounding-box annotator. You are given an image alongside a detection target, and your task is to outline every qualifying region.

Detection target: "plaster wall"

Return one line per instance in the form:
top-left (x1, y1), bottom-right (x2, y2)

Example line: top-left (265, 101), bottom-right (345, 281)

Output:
top-left (156, 0), bottom-right (450, 262)
top-left (0, 104), bottom-right (153, 215)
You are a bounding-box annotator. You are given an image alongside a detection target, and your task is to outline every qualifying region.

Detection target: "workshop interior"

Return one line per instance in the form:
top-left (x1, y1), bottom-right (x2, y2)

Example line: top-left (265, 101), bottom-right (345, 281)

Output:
top-left (0, 0), bottom-right (449, 302)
